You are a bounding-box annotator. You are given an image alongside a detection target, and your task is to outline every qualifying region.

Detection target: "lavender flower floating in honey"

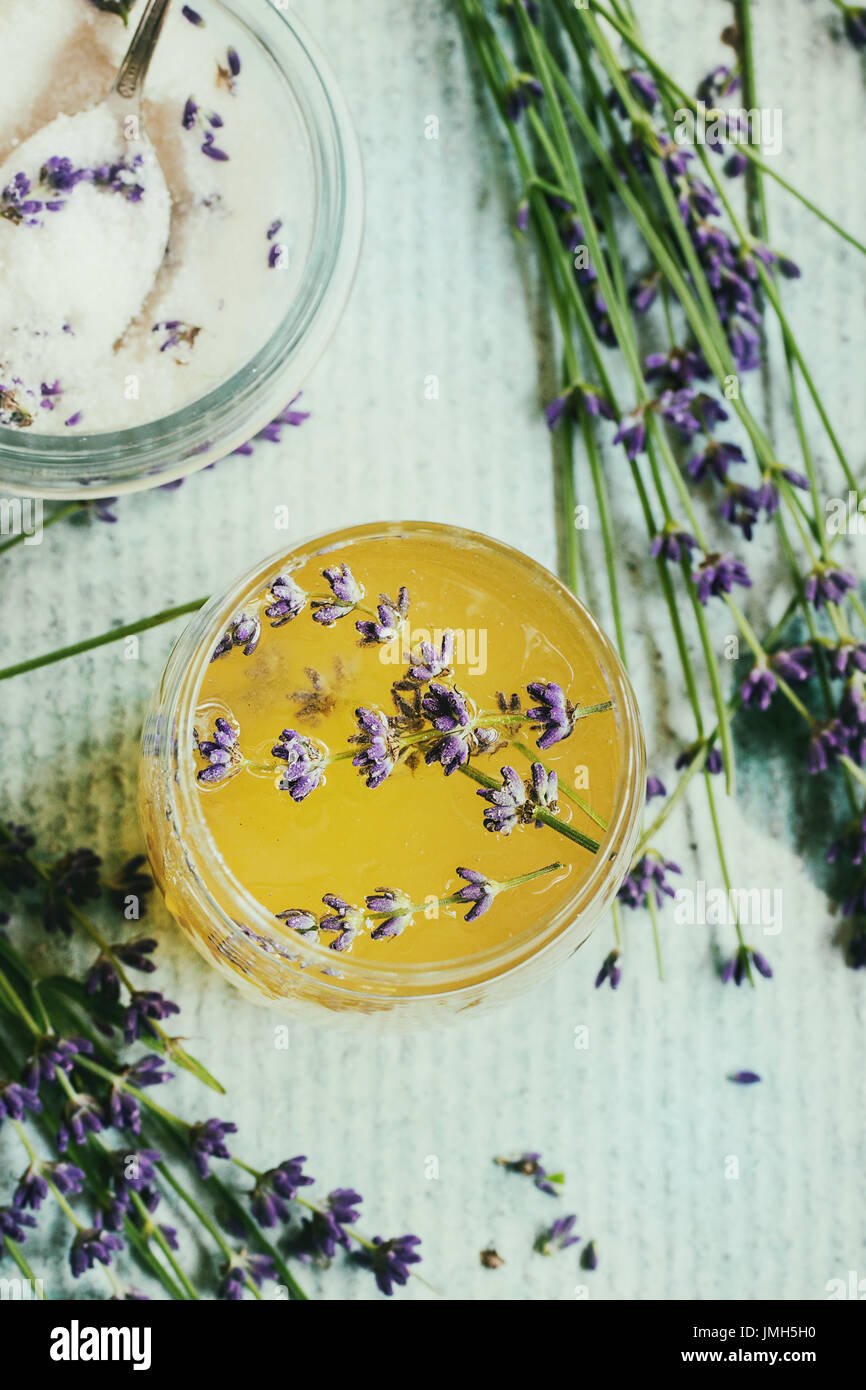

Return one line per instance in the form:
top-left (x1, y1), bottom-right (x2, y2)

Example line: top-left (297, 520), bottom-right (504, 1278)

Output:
top-left (195, 717), bottom-right (240, 785)
top-left (275, 862), bottom-right (562, 952)
top-left (352, 707), bottom-right (400, 789)
top-left (212, 613), bottom-right (261, 660)
top-left (356, 587), bottom-right (410, 644)
top-left (264, 574), bottom-right (307, 627)
top-left (272, 729), bottom-right (327, 803)
top-left (312, 564), bottom-right (365, 626)
top-left (478, 763), bottom-right (559, 835)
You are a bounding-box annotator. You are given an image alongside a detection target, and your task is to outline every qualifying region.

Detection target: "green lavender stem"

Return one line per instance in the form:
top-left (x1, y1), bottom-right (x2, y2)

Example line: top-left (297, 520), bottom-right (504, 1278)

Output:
top-left (0, 501), bottom-right (84, 557)
top-left (588, 0), bottom-right (866, 255)
top-left (0, 598), bottom-right (207, 682)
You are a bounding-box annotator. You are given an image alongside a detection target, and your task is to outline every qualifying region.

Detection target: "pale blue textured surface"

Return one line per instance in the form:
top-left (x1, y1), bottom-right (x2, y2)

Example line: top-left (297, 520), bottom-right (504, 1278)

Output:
top-left (1, 0), bottom-right (865, 1300)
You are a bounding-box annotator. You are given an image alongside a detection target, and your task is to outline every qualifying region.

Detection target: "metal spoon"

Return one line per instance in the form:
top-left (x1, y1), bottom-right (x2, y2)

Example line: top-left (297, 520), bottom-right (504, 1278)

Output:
top-left (107, 0), bottom-right (174, 120)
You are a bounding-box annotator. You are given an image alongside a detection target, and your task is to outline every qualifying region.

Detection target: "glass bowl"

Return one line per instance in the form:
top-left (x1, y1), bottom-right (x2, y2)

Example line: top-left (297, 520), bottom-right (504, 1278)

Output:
top-left (139, 521), bottom-right (646, 1027)
top-left (0, 0), bottom-right (363, 500)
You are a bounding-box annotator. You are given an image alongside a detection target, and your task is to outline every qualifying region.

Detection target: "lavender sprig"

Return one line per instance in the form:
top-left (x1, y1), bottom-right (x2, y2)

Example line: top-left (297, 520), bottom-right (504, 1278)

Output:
top-left (276, 861), bottom-right (563, 953)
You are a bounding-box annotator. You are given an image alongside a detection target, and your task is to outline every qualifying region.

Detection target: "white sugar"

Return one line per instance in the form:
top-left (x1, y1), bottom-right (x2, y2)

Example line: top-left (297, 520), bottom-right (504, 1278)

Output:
top-left (0, 0), bottom-right (313, 435)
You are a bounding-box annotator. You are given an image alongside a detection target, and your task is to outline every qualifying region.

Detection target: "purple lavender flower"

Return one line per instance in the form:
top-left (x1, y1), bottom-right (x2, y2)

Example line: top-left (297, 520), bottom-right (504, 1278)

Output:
top-left (650, 526), bottom-right (699, 565)
top-left (804, 564), bottom-right (857, 611)
top-left (86, 939), bottom-right (157, 1003)
top-left (250, 1157), bottom-right (314, 1227)
top-left (182, 4), bottom-right (204, 24)
top-left (675, 742), bottom-right (722, 774)
top-left (0, 171), bottom-right (44, 227)
top-left (57, 1094), bottom-right (104, 1152)
top-left (219, 1252), bottom-right (276, 1301)
top-left (352, 706), bottom-right (400, 789)
top-left (422, 683), bottom-right (474, 774)
top-left (691, 551), bottom-right (751, 604)
top-left (356, 1233), bottom-right (422, 1296)
top-left (631, 270), bottom-right (661, 314)
top-left (687, 438), bottom-right (747, 484)
top-left (320, 895), bottom-right (364, 952)
top-left (110, 1148), bottom-right (162, 1196)
top-left (272, 729), bottom-right (326, 801)
top-left (0, 1207), bottom-right (37, 1243)
top-left (408, 630), bottom-right (454, 682)
top-left (525, 681), bottom-right (577, 749)
top-left (41, 847), bottom-right (102, 937)
top-left (495, 1152), bottom-right (562, 1196)
top-left (196, 716), bottom-right (240, 785)
top-left (40, 157), bottom-right (88, 194)
top-left (128, 1054), bottom-right (173, 1089)
top-left (657, 387), bottom-right (704, 440)
top-left (311, 564), bottom-right (364, 625)
top-left (545, 381), bottom-right (615, 429)
top-left (626, 68), bottom-right (659, 108)
top-left (612, 411), bottom-right (647, 460)
top-left (275, 908), bottom-right (319, 938)
top-left (233, 394), bottom-right (310, 455)
top-left (70, 1217), bottom-right (125, 1278)
top-left (85, 954), bottom-right (121, 1003)
top-left (740, 664), bottom-right (777, 712)
top-left (211, 613), bottom-right (261, 659)
top-left (644, 346), bottom-right (710, 388)
top-left (201, 130), bottom-right (229, 161)
top-left (839, 682), bottom-right (866, 766)
top-left (719, 481), bottom-right (778, 540)
top-left (454, 867), bottom-right (497, 922)
top-left (728, 1071), bottom-right (761, 1085)
top-left (618, 854), bottom-right (681, 910)
top-left (808, 723), bottom-right (843, 775)
top-left (595, 948), bottom-right (622, 990)
top-left (535, 1213), bottom-right (580, 1255)
top-left (295, 1188), bottom-right (362, 1262)
top-left (696, 65), bottom-right (741, 105)
top-left (504, 73), bottom-right (543, 121)
top-left (0, 1080), bottom-right (42, 1128)
top-left (0, 823), bottom-right (36, 892)
top-left (106, 1056), bottom-right (171, 1135)
top-left (646, 775), bottom-right (667, 800)
top-left (264, 574), bottom-right (307, 627)
top-left (478, 763), bottom-right (558, 834)
top-left (188, 1118), bottom-right (237, 1179)
top-left (122, 990), bottom-right (180, 1045)
top-left (22, 1035), bottom-right (92, 1091)
top-left (366, 888), bottom-right (414, 940)
top-left (829, 642), bottom-right (866, 679)
top-left (12, 1167), bottom-right (49, 1211)
top-left (356, 588), bottom-right (410, 644)
top-left (721, 944), bottom-right (772, 986)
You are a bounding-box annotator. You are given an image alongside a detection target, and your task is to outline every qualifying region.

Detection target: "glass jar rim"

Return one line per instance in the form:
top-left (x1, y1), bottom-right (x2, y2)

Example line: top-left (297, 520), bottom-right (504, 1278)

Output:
top-left (144, 520), bottom-right (646, 997)
top-left (0, 0), bottom-right (364, 500)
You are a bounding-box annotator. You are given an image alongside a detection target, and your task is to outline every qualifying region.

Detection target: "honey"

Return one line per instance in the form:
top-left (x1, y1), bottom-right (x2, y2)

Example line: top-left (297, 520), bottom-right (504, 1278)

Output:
top-left (140, 522), bottom-right (644, 1016)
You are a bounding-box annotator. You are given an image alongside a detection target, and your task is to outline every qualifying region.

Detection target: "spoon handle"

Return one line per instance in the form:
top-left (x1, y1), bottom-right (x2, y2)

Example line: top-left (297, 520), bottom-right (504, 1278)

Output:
top-left (112, 0), bottom-right (174, 104)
